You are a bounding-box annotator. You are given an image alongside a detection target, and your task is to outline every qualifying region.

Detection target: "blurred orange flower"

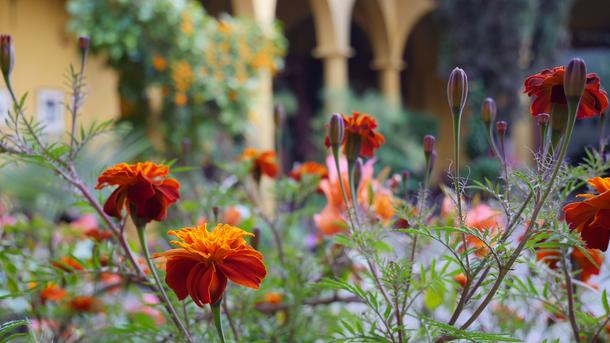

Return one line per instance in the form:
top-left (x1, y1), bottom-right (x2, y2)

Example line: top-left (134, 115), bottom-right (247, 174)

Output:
top-left (154, 223), bottom-right (266, 306)
top-left (241, 148), bottom-right (279, 180)
top-left (51, 256), bottom-right (84, 273)
top-left (524, 66), bottom-right (608, 118)
top-left (223, 206), bottom-right (242, 226)
top-left (572, 248), bottom-right (604, 282)
top-left (84, 228), bottom-right (113, 242)
top-left (464, 204), bottom-right (502, 257)
top-left (289, 161), bottom-right (328, 182)
top-left (315, 156), bottom-right (395, 236)
top-left (563, 177), bottom-right (610, 251)
top-left (69, 296), bottom-right (102, 313)
top-left (263, 292), bottom-right (283, 305)
top-left (40, 283), bottom-right (67, 304)
top-left (96, 162), bottom-right (180, 223)
top-left (454, 273), bottom-right (467, 287)
top-left (152, 55), bottom-right (167, 72)
top-left (325, 112), bottom-right (385, 158)
top-left (175, 92), bottom-right (188, 107)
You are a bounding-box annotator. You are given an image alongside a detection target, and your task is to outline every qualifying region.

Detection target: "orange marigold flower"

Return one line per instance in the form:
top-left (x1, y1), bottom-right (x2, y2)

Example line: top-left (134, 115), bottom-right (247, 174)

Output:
top-left (69, 296), bottom-right (102, 313)
top-left (571, 248), bottom-right (604, 282)
top-left (240, 148), bottom-right (279, 180)
top-left (153, 223), bottom-right (267, 307)
top-left (51, 256), bottom-right (84, 273)
top-left (96, 162), bottom-right (180, 223)
top-left (524, 66), bottom-right (608, 119)
top-left (40, 283), bottom-right (67, 304)
top-left (536, 248), bottom-right (561, 269)
top-left (288, 161), bottom-right (328, 181)
top-left (324, 112), bottom-right (385, 158)
top-left (563, 177), bottom-right (610, 251)
top-left (175, 93), bottom-right (188, 107)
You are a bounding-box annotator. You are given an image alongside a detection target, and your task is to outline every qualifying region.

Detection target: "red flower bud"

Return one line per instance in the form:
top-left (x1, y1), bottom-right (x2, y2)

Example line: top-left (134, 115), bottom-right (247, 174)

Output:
top-left (481, 97), bottom-right (496, 125)
top-left (423, 134), bottom-right (436, 156)
top-left (447, 67), bottom-right (468, 113)
top-left (496, 121), bottom-right (508, 136)
top-left (78, 36), bottom-right (90, 53)
top-left (564, 58), bottom-right (587, 99)
top-left (536, 113), bottom-right (550, 126)
top-left (0, 34), bottom-right (15, 78)
top-left (328, 113), bottom-right (344, 148)
top-left (401, 170), bottom-right (410, 183)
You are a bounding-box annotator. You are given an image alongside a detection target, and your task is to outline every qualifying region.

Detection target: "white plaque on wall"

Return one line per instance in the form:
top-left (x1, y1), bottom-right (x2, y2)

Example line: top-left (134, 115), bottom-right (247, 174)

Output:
top-left (37, 89), bottom-right (65, 136)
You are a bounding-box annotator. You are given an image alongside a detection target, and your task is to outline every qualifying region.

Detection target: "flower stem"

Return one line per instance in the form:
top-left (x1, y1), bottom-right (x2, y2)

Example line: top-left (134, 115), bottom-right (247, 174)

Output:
top-left (136, 225), bottom-right (193, 342)
top-left (561, 248), bottom-right (581, 342)
top-left (211, 302), bottom-right (226, 343)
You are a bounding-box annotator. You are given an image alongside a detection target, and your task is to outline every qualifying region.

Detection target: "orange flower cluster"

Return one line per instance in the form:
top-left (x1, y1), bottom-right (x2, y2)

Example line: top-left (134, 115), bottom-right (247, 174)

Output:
top-left (40, 283), bottom-right (67, 304)
top-left (563, 177), bottom-right (610, 251)
top-left (96, 162), bottom-right (180, 223)
top-left (241, 148), bottom-right (279, 180)
top-left (154, 224), bottom-right (266, 306)
top-left (524, 66), bottom-right (608, 118)
top-left (51, 256), bottom-right (84, 273)
top-left (325, 112), bottom-right (385, 158)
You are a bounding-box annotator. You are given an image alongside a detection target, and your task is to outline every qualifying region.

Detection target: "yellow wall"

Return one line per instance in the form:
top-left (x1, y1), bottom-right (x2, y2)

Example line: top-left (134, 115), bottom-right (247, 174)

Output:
top-left (0, 0), bottom-right (119, 128)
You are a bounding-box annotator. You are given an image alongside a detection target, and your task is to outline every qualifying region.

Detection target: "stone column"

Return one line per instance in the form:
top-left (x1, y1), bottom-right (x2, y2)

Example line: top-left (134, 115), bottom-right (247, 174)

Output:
top-left (313, 47), bottom-right (351, 112)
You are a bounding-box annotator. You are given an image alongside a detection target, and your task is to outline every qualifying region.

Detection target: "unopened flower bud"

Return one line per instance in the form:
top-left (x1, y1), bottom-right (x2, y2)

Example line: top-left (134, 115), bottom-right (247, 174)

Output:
top-left (78, 36), bottom-right (90, 55)
top-left (274, 104), bottom-right (285, 128)
top-left (481, 97), bottom-right (496, 125)
top-left (496, 121), bottom-right (508, 136)
top-left (0, 34), bottom-right (14, 79)
top-left (328, 113), bottom-right (344, 148)
top-left (564, 58), bottom-right (587, 99)
top-left (536, 113), bottom-right (550, 126)
top-left (401, 170), bottom-right (410, 184)
top-left (447, 67), bottom-right (468, 114)
top-left (423, 134), bottom-right (436, 156)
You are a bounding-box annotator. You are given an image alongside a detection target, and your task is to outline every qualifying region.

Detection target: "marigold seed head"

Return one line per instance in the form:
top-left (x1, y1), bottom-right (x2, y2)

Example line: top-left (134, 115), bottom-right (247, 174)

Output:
top-left (423, 134), bottom-right (436, 156)
top-left (536, 113), bottom-right (550, 126)
top-left (328, 113), bottom-right (344, 147)
top-left (481, 97), bottom-right (496, 125)
top-left (447, 67), bottom-right (468, 114)
top-left (564, 58), bottom-right (587, 99)
top-left (0, 34), bottom-right (14, 78)
top-left (496, 121), bottom-right (508, 136)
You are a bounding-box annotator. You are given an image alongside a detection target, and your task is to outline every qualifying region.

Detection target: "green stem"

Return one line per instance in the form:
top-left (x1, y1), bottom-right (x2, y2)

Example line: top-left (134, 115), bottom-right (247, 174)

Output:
top-left (211, 302), bottom-right (226, 343)
top-left (451, 111), bottom-right (469, 272)
top-left (136, 225), bottom-right (193, 342)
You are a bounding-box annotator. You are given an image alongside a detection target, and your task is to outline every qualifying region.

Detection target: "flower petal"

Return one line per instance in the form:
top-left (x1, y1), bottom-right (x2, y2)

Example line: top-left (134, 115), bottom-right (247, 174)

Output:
top-left (219, 250), bottom-right (266, 289)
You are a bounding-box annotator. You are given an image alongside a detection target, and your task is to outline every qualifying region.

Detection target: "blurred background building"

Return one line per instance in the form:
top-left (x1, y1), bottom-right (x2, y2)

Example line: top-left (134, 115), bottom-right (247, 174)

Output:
top-left (1, 0), bottom-right (610, 181)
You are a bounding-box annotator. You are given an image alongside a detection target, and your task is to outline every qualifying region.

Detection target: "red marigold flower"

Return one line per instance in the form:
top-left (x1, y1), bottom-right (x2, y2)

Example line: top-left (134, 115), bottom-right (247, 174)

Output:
top-left (563, 177), bottom-right (610, 251)
top-left (288, 161), bottom-right (328, 181)
top-left (96, 162), bottom-right (180, 223)
top-left (571, 248), bottom-right (604, 282)
top-left (153, 223), bottom-right (267, 307)
top-left (69, 296), bottom-right (102, 313)
top-left (51, 256), bottom-right (84, 273)
top-left (240, 148), bottom-right (279, 180)
top-left (40, 283), bottom-right (67, 304)
top-left (524, 66), bottom-right (608, 119)
top-left (324, 112), bottom-right (385, 158)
